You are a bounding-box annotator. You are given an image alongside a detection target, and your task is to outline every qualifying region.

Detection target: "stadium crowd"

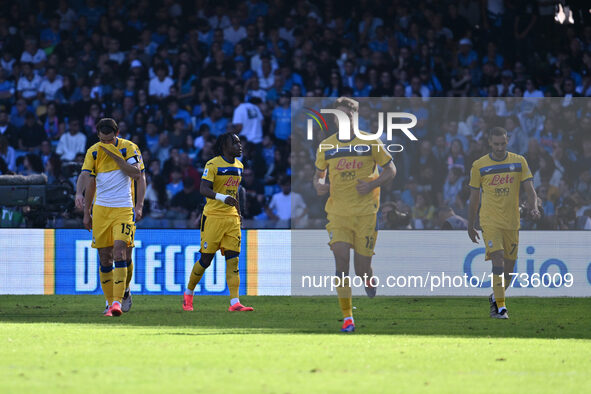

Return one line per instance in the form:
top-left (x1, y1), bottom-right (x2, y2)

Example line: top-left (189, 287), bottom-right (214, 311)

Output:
top-left (0, 0), bottom-right (590, 230)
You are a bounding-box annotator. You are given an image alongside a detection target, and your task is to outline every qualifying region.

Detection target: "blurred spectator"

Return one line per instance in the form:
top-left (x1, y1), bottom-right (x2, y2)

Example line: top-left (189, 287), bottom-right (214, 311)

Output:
top-left (166, 166), bottom-right (184, 197)
top-left (265, 177), bottom-right (306, 228)
top-left (443, 167), bottom-right (465, 205)
top-left (438, 206), bottom-right (468, 230)
top-left (0, 110), bottom-right (17, 147)
top-left (169, 177), bottom-right (204, 220)
top-left (0, 135), bottom-right (16, 173)
top-left (17, 63), bottom-right (42, 102)
top-left (233, 97), bottom-right (263, 144)
top-left (18, 112), bottom-right (46, 152)
top-left (56, 118), bottom-right (86, 161)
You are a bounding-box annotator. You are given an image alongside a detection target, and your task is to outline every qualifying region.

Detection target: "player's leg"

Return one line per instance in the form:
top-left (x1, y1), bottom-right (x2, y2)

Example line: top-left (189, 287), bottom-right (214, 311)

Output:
top-left (483, 228), bottom-right (508, 319)
top-left (503, 230), bottom-right (519, 291)
top-left (353, 253), bottom-right (375, 298)
top-left (183, 214), bottom-right (219, 311)
top-left (110, 240), bottom-right (128, 316)
top-left (184, 252), bottom-right (215, 311)
top-left (331, 242), bottom-right (354, 331)
top-left (122, 245), bottom-right (134, 313)
top-left (222, 217), bottom-right (253, 311)
top-left (353, 214), bottom-right (378, 298)
top-left (122, 222), bottom-right (136, 313)
top-left (92, 205), bottom-right (115, 315)
top-left (98, 247), bottom-right (114, 316)
top-left (110, 208), bottom-right (134, 316)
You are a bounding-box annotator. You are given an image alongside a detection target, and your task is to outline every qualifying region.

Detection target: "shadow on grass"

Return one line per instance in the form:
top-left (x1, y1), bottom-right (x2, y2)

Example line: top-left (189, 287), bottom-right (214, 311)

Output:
top-left (0, 295), bottom-right (590, 339)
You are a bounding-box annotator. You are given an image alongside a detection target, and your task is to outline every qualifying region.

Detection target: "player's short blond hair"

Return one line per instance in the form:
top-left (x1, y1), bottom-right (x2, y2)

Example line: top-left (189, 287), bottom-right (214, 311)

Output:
top-left (335, 97), bottom-right (359, 112)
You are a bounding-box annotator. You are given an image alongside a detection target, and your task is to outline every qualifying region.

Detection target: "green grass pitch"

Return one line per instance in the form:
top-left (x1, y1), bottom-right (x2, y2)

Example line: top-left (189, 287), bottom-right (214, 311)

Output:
top-left (1, 295), bottom-right (590, 393)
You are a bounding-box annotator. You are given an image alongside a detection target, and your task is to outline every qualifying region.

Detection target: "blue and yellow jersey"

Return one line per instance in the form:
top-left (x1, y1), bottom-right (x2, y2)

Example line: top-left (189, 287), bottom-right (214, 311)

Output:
top-left (202, 155), bottom-right (243, 217)
top-left (315, 132), bottom-right (392, 216)
top-left (469, 152), bottom-right (533, 230)
top-left (82, 137), bottom-right (142, 208)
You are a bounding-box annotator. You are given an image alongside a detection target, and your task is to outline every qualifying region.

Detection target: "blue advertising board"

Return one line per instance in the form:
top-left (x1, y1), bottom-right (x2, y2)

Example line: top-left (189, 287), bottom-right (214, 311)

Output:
top-left (54, 229), bottom-right (248, 295)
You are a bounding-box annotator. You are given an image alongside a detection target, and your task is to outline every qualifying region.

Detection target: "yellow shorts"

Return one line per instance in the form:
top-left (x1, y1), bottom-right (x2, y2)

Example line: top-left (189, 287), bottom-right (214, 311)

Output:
top-left (200, 214), bottom-right (241, 254)
top-left (91, 205), bottom-right (135, 249)
top-left (326, 213), bottom-right (378, 257)
top-left (482, 227), bottom-right (519, 261)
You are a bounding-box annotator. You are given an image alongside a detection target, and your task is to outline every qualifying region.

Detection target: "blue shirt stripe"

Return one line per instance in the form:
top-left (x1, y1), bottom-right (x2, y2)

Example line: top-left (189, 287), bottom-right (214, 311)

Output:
top-left (479, 163), bottom-right (522, 176)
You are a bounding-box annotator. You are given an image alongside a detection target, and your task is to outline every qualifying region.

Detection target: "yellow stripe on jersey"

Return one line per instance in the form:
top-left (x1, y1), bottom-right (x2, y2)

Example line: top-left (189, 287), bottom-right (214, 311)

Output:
top-left (315, 132), bottom-right (392, 216)
top-left (202, 156), bottom-right (243, 217)
top-left (469, 152), bottom-right (533, 230)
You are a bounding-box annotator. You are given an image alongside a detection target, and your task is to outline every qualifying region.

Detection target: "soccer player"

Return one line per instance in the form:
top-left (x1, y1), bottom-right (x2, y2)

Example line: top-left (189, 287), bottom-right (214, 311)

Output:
top-left (80, 118), bottom-right (142, 316)
top-left (468, 127), bottom-right (540, 319)
top-left (313, 97), bottom-right (396, 332)
top-left (183, 133), bottom-right (253, 312)
top-left (76, 138), bottom-right (146, 314)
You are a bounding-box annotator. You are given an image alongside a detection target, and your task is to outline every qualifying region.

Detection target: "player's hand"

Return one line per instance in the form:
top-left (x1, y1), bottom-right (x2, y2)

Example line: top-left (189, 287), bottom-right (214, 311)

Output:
top-left (83, 212), bottom-right (92, 231)
top-left (75, 193), bottom-right (84, 210)
top-left (315, 182), bottom-right (329, 195)
top-left (135, 205), bottom-right (143, 222)
top-left (224, 196), bottom-right (239, 208)
top-left (530, 208), bottom-right (541, 221)
top-left (356, 179), bottom-right (373, 195)
top-left (468, 227), bottom-right (480, 244)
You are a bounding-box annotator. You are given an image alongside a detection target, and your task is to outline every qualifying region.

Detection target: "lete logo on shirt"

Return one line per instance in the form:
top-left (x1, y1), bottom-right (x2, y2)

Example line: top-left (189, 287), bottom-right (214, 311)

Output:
top-left (223, 176), bottom-right (240, 187)
top-left (489, 174), bottom-right (515, 186)
top-left (335, 159), bottom-right (364, 171)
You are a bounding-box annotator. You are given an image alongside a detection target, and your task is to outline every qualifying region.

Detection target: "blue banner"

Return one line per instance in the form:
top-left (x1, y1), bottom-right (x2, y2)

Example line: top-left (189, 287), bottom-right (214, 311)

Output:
top-left (55, 229), bottom-right (248, 295)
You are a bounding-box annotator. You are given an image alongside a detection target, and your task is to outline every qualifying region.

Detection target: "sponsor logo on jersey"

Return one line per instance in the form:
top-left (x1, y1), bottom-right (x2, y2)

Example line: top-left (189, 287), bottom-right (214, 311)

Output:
top-left (223, 176), bottom-right (240, 187)
top-left (489, 174), bottom-right (514, 186)
top-left (335, 158), bottom-right (364, 171)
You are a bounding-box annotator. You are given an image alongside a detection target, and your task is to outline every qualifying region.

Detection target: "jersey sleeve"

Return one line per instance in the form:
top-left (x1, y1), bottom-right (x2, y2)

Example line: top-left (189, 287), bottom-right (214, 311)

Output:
top-left (520, 156), bottom-right (533, 183)
top-left (371, 139), bottom-right (393, 167)
top-left (81, 148), bottom-right (96, 174)
top-left (202, 161), bottom-right (216, 182)
top-left (315, 147), bottom-right (327, 171)
top-left (468, 163), bottom-right (481, 189)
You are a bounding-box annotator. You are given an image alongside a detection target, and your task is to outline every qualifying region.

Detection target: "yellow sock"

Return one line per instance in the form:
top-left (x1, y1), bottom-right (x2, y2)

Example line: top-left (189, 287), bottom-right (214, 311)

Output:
top-left (125, 260), bottom-right (133, 290)
top-left (99, 265), bottom-right (113, 305)
top-left (335, 276), bottom-right (353, 319)
top-left (113, 261), bottom-right (127, 303)
top-left (226, 256), bottom-right (240, 300)
top-left (493, 274), bottom-right (506, 309)
top-left (187, 260), bottom-right (207, 291)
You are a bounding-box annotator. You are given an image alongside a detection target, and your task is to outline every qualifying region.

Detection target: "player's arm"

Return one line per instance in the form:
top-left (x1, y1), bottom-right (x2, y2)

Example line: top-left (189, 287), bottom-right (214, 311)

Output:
top-left (99, 146), bottom-right (141, 180)
top-left (356, 160), bottom-right (396, 195)
top-left (522, 179), bottom-right (540, 220)
top-left (83, 176), bottom-right (95, 231)
top-left (199, 179), bottom-right (239, 209)
top-left (467, 188), bottom-right (481, 243)
top-left (135, 171), bottom-right (146, 221)
top-left (75, 170), bottom-right (90, 210)
top-left (313, 169), bottom-right (329, 195)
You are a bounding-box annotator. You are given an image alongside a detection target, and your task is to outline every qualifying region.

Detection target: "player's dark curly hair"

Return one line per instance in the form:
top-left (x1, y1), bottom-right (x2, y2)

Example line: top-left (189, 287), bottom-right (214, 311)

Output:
top-left (214, 132), bottom-right (235, 156)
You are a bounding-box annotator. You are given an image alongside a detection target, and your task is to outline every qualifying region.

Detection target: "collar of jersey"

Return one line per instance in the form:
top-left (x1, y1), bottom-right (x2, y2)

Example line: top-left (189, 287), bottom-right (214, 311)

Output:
top-left (489, 152), bottom-right (508, 162)
top-left (221, 155), bottom-right (235, 164)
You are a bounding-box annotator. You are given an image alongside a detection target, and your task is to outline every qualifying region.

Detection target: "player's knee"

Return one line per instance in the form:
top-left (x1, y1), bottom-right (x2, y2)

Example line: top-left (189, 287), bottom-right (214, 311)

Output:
top-left (224, 250), bottom-right (239, 260)
top-left (199, 254), bottom-right (214, 268)
top-left (492, 263), bottom-right (504, 275)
